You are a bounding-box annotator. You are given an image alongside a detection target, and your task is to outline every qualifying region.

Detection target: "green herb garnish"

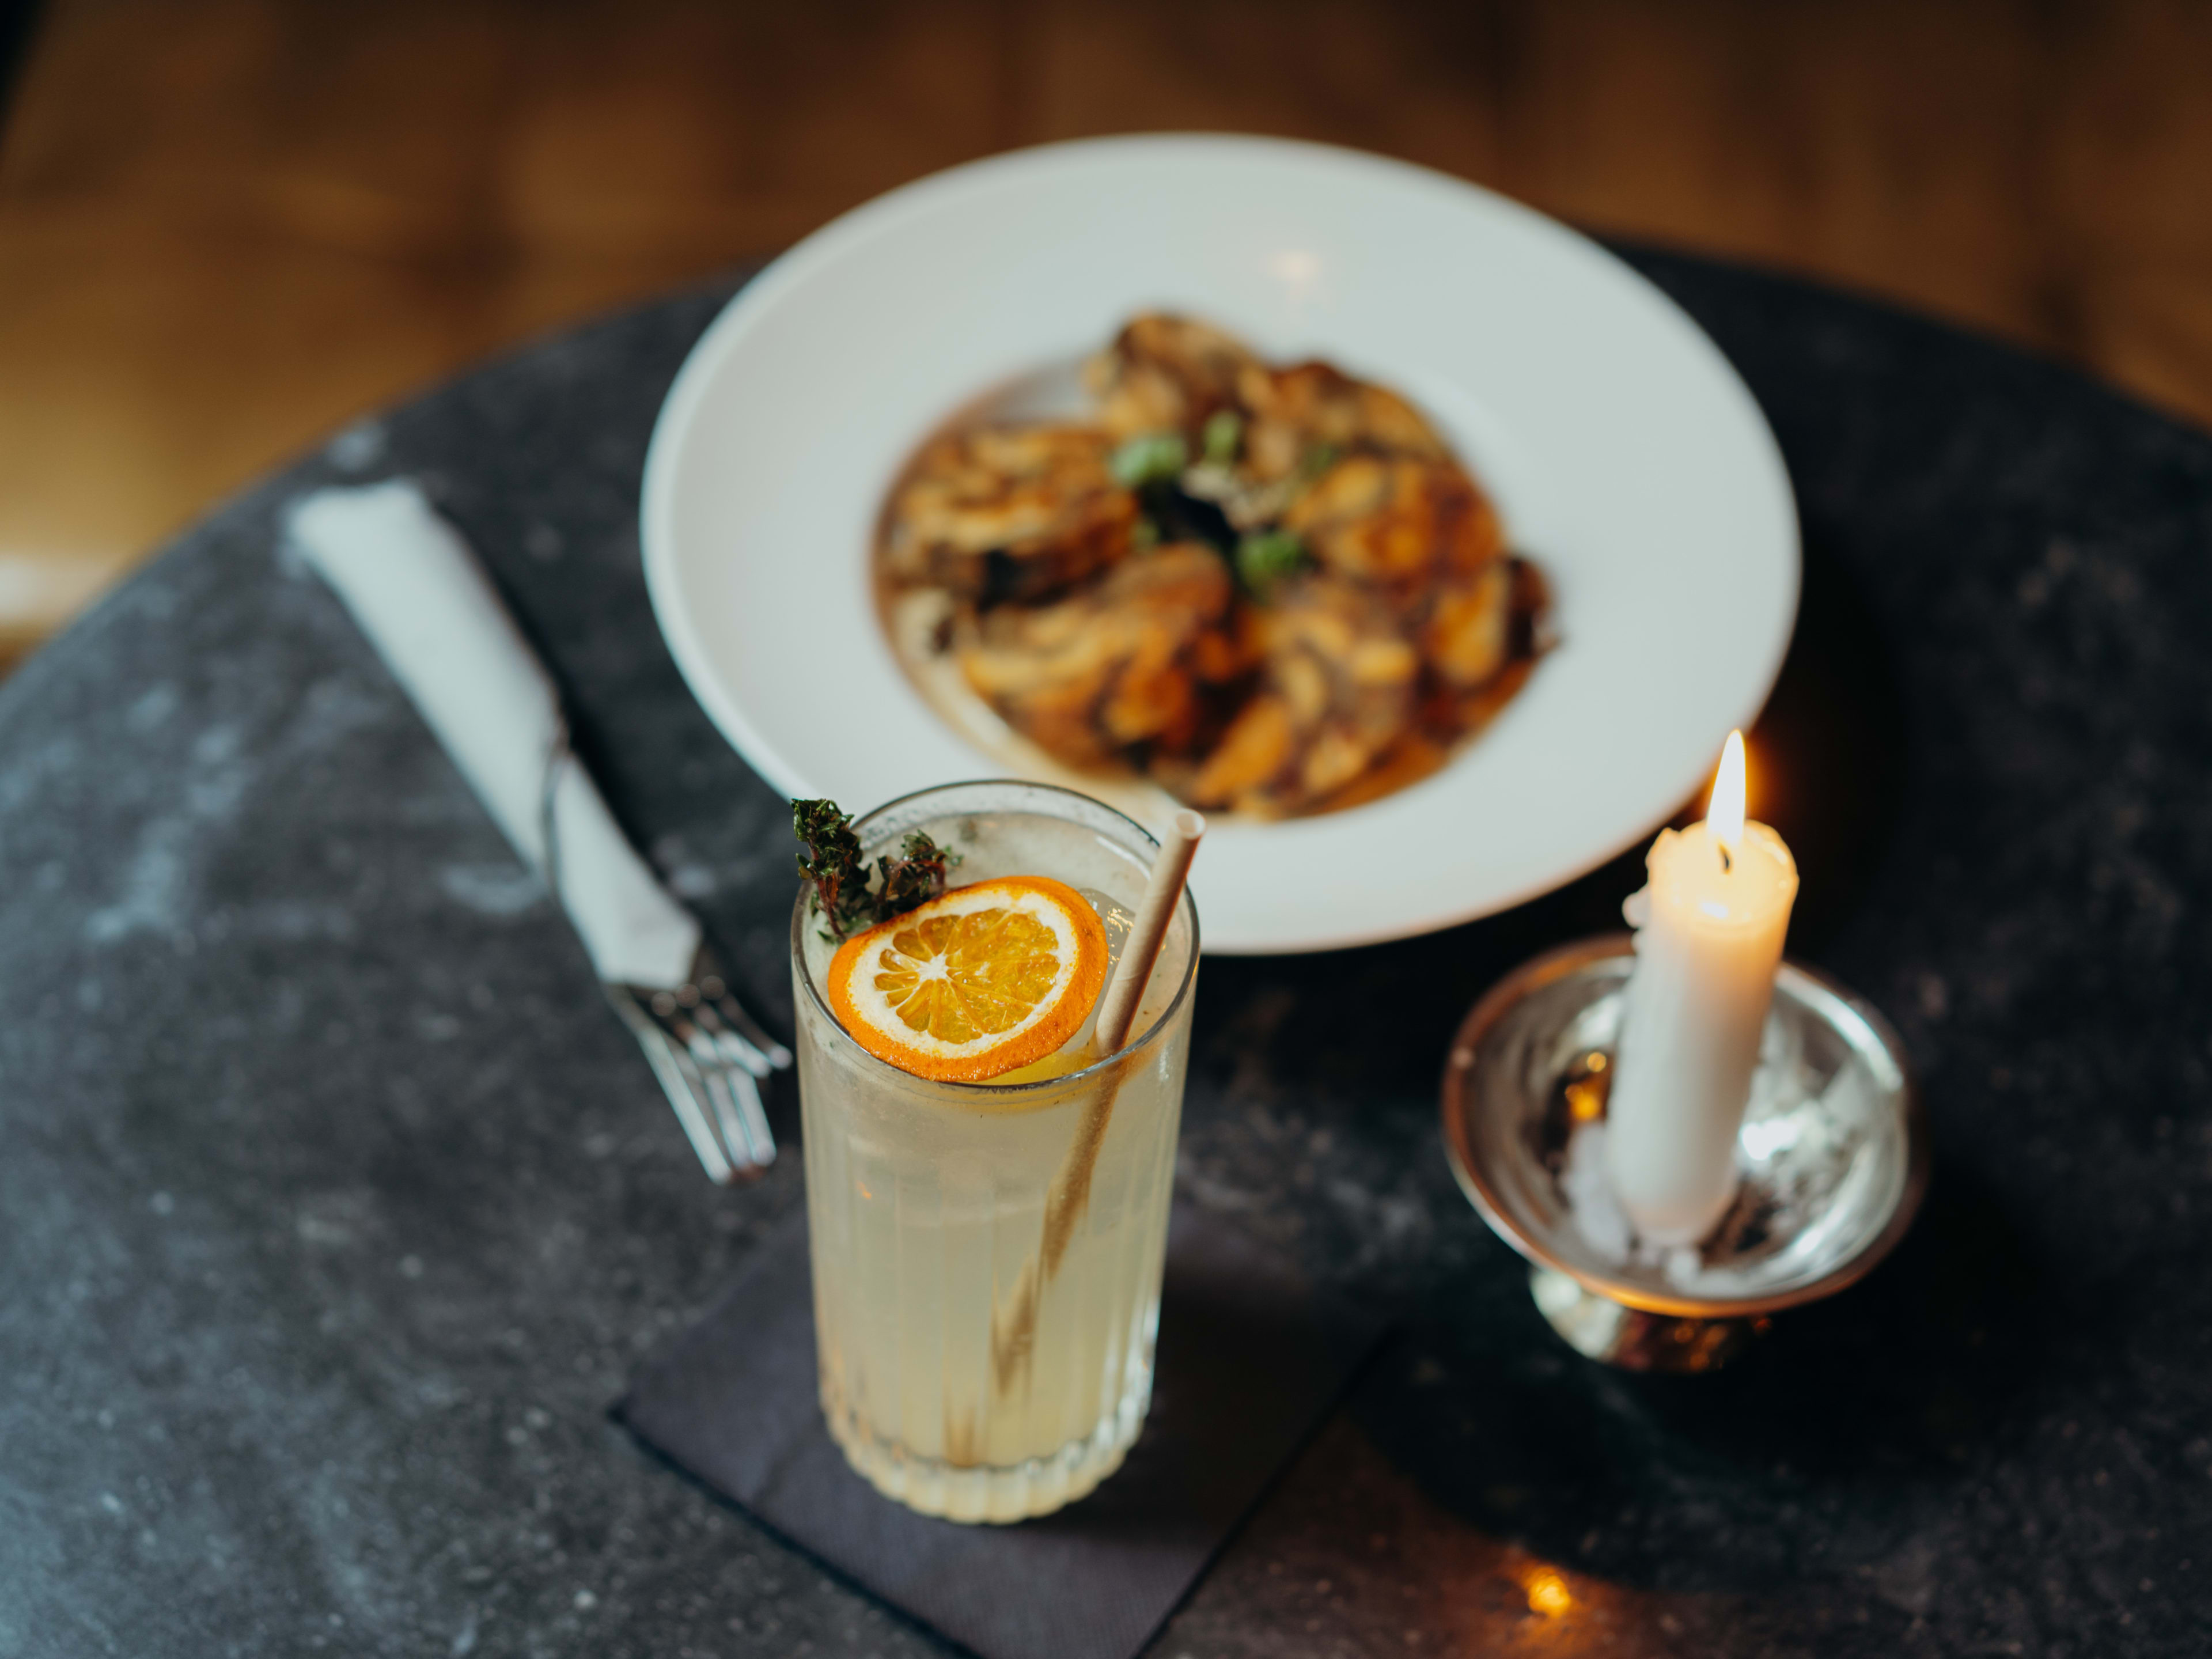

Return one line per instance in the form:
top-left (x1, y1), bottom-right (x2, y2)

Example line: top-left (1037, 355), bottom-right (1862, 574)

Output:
top-left (1297, 441), bottom-right (1340, 481)
top-left (1235, 528), bottom-right (1310, 597)
top-left (1201, 409), bottom-right (1243, 466)
top-left (1130, 516), bottom-right (1161, 552)
top-left (1108, 431), bottom-right (1188, 488)
top-left (876, 832), bottom-right (953, 919)
top-left (793, 798), bottom-right (953, 941)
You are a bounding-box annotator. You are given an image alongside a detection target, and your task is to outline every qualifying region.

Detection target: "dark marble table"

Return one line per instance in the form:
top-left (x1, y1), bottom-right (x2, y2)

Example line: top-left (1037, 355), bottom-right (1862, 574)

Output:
top-left (3, 249), bottom-right (2209, 1658)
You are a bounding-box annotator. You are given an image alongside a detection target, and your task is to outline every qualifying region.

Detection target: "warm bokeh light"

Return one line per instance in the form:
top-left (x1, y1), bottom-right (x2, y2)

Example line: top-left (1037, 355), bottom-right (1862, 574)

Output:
top-left (1707, 730), bottom-right (1748, 857)
top-left (1524, 1567), bottom-right (1573, 1617)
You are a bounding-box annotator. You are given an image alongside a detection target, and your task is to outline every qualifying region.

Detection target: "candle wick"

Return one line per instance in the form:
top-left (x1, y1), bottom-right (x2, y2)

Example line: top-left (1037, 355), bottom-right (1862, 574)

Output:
top-left (1717, 843), bottom-right (1733, 874)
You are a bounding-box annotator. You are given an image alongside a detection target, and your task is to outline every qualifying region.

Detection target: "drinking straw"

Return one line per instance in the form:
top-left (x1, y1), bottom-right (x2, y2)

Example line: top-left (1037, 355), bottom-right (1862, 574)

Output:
top-left (991, 810), bottom-right (1205, 1393)
top-left (1092, 809), bottom-right (1205, 1055)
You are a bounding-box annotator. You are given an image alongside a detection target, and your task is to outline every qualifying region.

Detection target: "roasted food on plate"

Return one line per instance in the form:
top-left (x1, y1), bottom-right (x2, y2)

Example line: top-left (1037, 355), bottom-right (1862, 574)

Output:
top-left (876, 313), bottom-right (1551, 818)
top-left (1285, 453), bottom-right (1501, 592)
top-left (882, 424), bottom-right (1137, 605)
top-left (959, 541), bottom-right (1254, 767)
top-left (1085, 314), bottom-right (1262, 443)
top-left (1182, 575), bottom-right (1418, 817)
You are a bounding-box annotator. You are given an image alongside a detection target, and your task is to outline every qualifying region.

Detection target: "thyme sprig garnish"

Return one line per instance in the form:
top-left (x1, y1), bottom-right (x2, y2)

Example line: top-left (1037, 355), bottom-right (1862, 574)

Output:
top-left (874, 831), bottom-right (953, 919)
top-left (793, 798), bottom-right (955, 941)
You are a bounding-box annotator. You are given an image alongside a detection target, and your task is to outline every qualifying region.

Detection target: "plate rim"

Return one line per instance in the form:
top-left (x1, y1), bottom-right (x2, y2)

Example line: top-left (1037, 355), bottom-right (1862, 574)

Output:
top-left (641, 132), bottom-right (1801, 954)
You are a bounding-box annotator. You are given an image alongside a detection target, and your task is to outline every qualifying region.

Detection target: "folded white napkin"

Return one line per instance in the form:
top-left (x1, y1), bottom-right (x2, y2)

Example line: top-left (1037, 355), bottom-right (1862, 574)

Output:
top-left (286, 480), bottom-right (701, 988)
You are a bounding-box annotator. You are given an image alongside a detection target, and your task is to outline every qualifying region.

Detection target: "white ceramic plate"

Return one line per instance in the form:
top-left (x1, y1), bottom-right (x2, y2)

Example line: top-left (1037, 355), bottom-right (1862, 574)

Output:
top-left (642, 135), bottom-right (1798, 954)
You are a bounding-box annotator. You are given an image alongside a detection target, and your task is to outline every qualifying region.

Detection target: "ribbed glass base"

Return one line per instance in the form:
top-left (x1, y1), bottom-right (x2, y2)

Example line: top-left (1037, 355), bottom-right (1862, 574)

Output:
top-left (821, 1358), bottom-right (1154, 1523)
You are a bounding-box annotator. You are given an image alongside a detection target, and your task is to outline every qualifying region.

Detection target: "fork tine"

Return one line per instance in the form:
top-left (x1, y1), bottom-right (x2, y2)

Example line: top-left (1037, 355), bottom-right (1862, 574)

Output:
top-left (661, 1029), bottom-right (745, 1179)
top-left (609, 988), bottom-right (736, 1183)
top-left (692, 1002), bottom-right (772, 1079)
top-left (620, 954), bottom-right (789, 1183)
top-left (723, 1059), bottom-right (777, 1168)
top-left (679, 1022), bottom-right (768, 1173)
top-left (695, 964), bottom-right (793, 1071)
top-left (721, 1000), bottom-right (793, 1071)
top-left (612, 997), bottom-right (736, 1184)
top-left (689, 1010), bottom-right (776, 1167)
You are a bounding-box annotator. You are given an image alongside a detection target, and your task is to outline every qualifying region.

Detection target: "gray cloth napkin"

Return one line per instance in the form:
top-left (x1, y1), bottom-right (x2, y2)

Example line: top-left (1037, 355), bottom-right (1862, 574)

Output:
top-left (618, 1202), bottom-right (1386, 1659)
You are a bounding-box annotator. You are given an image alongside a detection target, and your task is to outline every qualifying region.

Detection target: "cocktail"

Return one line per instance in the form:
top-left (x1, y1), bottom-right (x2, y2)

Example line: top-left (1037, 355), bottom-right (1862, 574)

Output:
top-left (788, 780), bottom-right (1200, 1522)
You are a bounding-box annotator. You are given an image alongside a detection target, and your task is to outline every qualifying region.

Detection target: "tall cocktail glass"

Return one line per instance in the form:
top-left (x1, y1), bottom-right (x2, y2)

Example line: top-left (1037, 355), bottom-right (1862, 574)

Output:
top-left (790, 781), bottom-right (1200, 1522)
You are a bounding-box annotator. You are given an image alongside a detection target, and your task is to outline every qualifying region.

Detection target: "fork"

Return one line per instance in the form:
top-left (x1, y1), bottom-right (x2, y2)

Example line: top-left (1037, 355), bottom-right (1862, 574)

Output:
top-left (289, 479), bottom-right (793, 1185)
top-left (605, 944), bottom-right (789, 1183)
top-left (542, 714), bottom-right (787, 1183)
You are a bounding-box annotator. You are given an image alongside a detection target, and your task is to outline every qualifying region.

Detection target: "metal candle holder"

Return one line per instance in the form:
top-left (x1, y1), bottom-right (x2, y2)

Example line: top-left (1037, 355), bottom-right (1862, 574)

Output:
top-left (1440, 934), bottom-right (1928, 1372)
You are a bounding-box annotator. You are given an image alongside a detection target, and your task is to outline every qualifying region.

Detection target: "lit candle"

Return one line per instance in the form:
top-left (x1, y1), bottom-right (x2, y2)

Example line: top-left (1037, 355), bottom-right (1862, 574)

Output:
top-left (1604, 732), bottom-right (1799, 1245)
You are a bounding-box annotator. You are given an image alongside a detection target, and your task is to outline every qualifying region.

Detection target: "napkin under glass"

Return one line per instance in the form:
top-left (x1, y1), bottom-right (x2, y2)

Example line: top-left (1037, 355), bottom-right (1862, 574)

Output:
top-left (619, 1203), bottom-right (1385, 1659)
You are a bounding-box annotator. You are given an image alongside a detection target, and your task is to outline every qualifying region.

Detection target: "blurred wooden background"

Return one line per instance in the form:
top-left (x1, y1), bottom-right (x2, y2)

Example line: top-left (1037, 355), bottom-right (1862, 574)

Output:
top-left (2, 0), bottom-right (2210, 664)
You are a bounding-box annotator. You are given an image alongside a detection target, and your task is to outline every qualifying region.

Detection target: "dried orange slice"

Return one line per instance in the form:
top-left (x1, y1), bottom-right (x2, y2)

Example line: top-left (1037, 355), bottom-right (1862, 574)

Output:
top-left (827, 876), bottom-right (1109, 1082)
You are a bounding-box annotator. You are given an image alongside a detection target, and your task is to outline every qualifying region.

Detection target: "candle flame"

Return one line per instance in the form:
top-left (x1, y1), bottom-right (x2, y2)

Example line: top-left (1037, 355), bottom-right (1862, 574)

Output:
top-left (1524, 1567), bottom-right (1573, 1617)
top-left (1708, 730), bottom-right (1747, 858)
